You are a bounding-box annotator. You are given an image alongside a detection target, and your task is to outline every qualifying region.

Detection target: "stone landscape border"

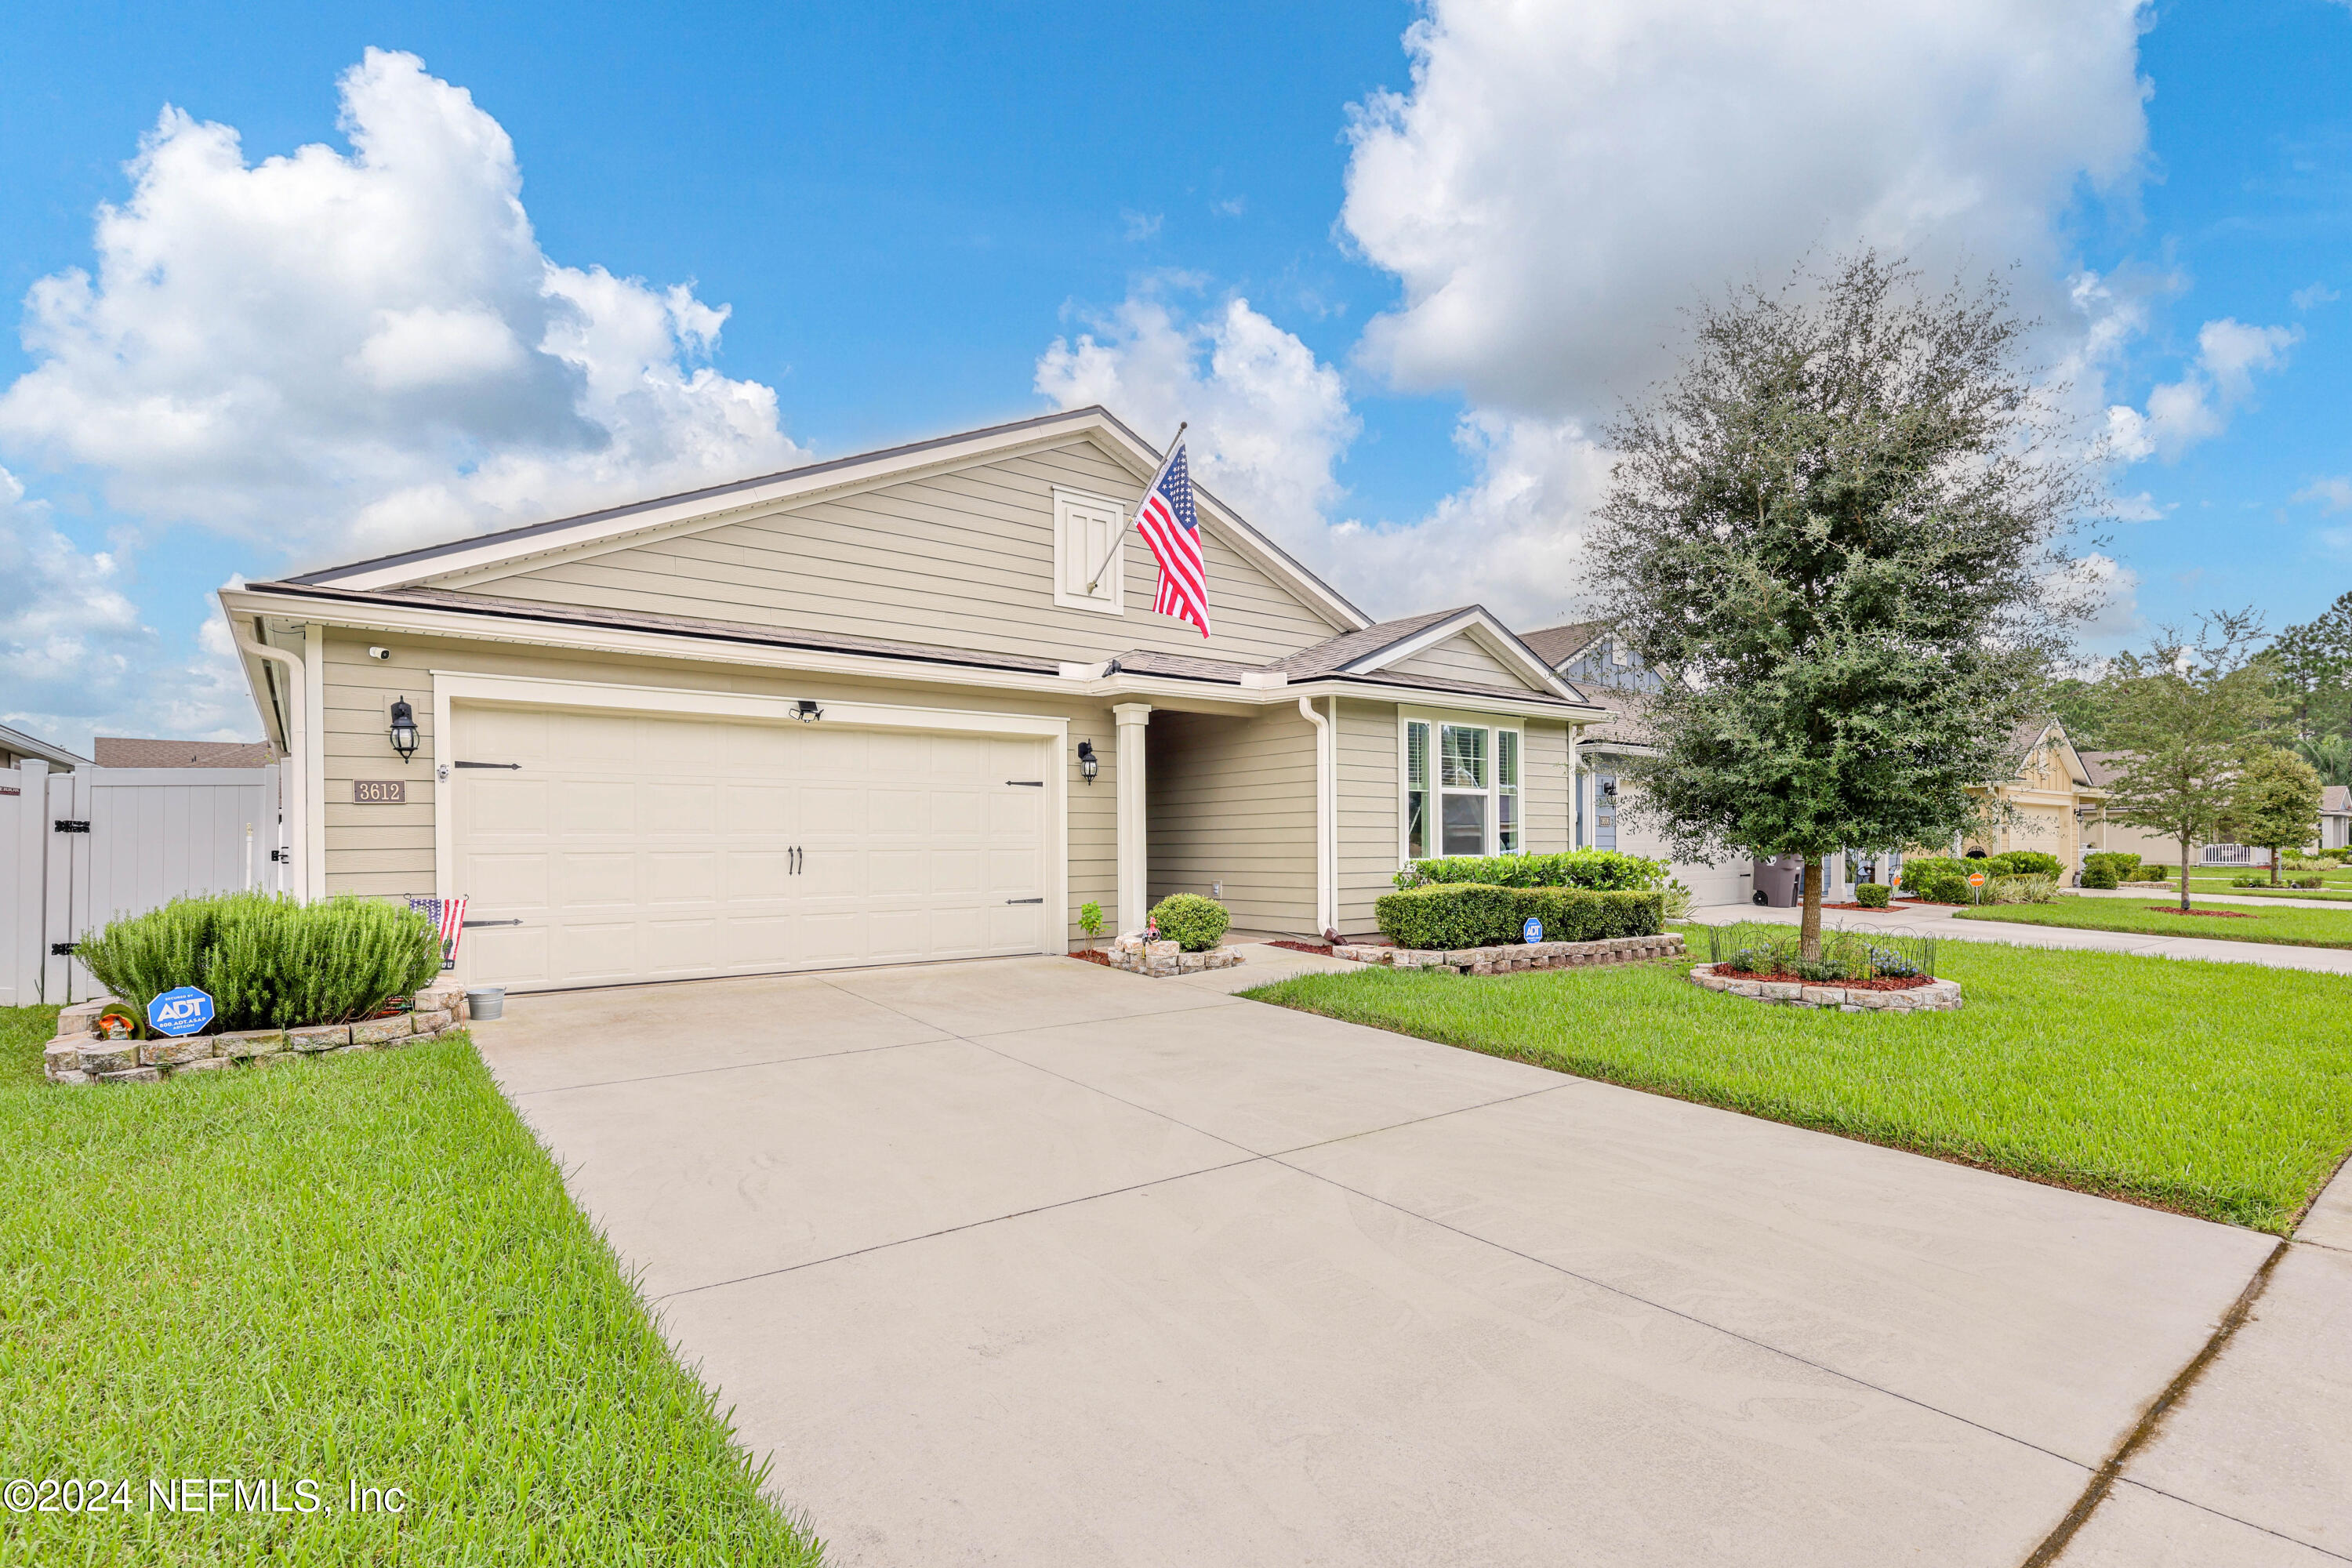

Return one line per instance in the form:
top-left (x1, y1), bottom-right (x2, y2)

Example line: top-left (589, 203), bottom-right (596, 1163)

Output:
top-left (43, 984), bottom-right (473, 1086)
top-left (1334, 932), bottom-right (1684, 975)
top-left (1107, 935), bottom-right (1247, 976)
top-left (1688, 963), bottom-right (1962, 1012)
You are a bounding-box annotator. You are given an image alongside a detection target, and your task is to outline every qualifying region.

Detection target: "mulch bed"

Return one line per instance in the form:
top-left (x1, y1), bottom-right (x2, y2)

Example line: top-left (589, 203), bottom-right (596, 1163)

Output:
top-left (1068, 947), bottom-right (1112, 966)
top-left (1266, 939), bottom-right (1337, 956)
top-left (1716, 970), bottom-right (1936, 991)
top-left (2147, 906), bottom-right (2257, 919)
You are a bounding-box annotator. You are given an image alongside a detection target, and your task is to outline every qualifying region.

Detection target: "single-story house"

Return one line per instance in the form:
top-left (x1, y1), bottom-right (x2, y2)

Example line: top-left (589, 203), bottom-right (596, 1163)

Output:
top-left (1515, 622), bottom-right (1753, 906)
top-left (0, 722), bottom-right (88, 771)
top-left (2322, 784), bottom-right (2350, 851)
top-left (2078, 754), bottom-right (2349, 866)
top-left (91, 736), bottom-right (278, 768)
top-left (220, 407), bottom-right (1614, 993)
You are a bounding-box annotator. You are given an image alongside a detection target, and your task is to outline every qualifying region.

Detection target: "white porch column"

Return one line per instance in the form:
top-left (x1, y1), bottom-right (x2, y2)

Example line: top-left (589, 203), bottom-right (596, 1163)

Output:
top-left (1114, 702), bottom-right (1152, 934)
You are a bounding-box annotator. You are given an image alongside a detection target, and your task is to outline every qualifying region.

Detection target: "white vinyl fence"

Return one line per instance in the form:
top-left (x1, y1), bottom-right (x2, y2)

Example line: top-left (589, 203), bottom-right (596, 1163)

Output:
top-left (2, 760), bottom-right (282, 1006)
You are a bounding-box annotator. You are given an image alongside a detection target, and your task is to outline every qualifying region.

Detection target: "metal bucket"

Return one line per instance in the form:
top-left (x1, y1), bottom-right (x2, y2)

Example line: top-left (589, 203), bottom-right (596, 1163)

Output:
top-left (466, 986), bottom-right (506, 1022)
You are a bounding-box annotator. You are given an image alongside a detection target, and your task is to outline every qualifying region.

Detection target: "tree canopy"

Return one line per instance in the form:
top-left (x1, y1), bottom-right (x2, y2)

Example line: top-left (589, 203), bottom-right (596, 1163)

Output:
top-left (1590, 251), bottom-right (2099, 954)
top-left (2232, 748), bottom-right (2324, 886)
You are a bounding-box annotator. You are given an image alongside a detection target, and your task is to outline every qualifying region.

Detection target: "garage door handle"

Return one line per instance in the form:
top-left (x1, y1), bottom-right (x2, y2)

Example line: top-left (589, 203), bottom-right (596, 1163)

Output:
top-left (1005, 897), bottom-right (1044, 905)
top-left (1006, 779), bottom-right (1044, 786)
top-left (453, 761), bottom-right (522, 770)
top-left (463, 919), bottom-right (524, 927)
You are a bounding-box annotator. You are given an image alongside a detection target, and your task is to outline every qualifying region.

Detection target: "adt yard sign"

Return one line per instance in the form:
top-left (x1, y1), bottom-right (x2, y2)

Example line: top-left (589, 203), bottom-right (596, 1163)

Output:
top-left (1523, 916), bottom-right (1544, 944)
top-left (148, 987), bottom-right (215, 1037)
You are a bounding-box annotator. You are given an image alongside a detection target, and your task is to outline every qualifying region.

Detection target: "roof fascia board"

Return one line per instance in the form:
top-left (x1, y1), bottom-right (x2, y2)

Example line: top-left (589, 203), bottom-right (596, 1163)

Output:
top-left (1338, 608), bottom-right (1580, 699)
top-left (219, 588), bottom-right (1587, 723)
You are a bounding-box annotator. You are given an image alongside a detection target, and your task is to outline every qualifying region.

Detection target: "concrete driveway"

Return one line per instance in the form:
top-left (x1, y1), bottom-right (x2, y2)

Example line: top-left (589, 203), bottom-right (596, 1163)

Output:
top-left (474, 951), bottom-right (2285, 1567)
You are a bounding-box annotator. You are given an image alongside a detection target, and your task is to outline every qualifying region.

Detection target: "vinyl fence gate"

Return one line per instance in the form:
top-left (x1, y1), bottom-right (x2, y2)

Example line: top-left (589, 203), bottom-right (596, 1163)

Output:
top-left (1, 760), bottom-right (284, 1007)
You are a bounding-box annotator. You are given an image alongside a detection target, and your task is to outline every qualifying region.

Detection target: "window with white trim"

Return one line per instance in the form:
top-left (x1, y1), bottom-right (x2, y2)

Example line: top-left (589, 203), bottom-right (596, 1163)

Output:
top-left (1399, 713), bottom-right (1523, 862)
top-left (1052, 488), bottom-right (1125, 614)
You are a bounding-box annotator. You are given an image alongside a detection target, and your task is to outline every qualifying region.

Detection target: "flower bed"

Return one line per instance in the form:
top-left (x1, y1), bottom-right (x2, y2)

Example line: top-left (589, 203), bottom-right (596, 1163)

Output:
top-left (1689, 963), bottom-right (1962, 1012)
top-left (1334, 933), bottom-right (1683, 975)
top-left (2148, 906), bottom-right (2256, 919)
top-left (45, 982), bottom-right (471, 1086)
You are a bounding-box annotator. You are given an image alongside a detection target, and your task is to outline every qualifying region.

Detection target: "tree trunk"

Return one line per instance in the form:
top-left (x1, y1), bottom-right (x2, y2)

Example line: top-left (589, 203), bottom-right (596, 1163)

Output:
top-left (2270, 849), bottom-right (2281, 887)
top-left (1800, 855), bottom-right (1824, 960)
top-left (2178, 835), bottom-right (2193, 912)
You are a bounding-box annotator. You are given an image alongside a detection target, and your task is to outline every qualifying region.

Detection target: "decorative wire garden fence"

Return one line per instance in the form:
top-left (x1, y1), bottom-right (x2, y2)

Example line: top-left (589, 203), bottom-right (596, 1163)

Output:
top-left (1698, 920), bottom-right (1936, 980)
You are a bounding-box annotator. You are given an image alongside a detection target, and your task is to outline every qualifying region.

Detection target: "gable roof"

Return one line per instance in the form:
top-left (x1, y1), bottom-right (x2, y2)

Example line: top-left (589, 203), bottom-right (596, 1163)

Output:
top-left (2009, 716), bottom-right (2098, 789)
top-left (1265, 605), bottom-right (1584, 701)
top-left (0, 721), bottom-right (88, 768)
top-left (91, 737), bottom-right (280, 768)
top-left (281, 405), bottom-right (1369, 634)
top-left (2322, 784), bottom-right (2349, 817)
top-left (1519, 620), bottom-right (1606, 669)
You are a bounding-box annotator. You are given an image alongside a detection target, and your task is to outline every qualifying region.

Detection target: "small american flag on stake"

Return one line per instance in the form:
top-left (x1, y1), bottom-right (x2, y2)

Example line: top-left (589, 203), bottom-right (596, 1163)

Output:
top-left (408, 895), bottom-right (470, 971)
top-left (1133, 438), bottom-right (1211, 638)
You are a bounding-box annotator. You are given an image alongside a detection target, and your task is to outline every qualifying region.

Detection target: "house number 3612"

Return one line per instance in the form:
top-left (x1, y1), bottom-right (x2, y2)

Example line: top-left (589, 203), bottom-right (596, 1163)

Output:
top-left (353, 781), bottom-right (406, 804)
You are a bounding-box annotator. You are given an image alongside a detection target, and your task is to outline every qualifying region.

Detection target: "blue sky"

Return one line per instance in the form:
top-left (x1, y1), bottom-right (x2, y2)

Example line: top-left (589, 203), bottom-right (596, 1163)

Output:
top-left (1, 0), bottom-right (2348, 745)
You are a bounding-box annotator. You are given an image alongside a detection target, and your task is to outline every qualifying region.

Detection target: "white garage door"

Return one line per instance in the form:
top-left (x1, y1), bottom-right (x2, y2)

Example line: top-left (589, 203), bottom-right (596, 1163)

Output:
top-left (451, 703), bottom-right (1051, 990)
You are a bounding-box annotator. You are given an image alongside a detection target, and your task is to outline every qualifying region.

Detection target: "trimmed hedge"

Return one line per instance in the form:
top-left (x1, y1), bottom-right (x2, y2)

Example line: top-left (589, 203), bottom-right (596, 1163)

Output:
top-left (78, 891), bottom-right (442, 1035)
top-left (1148, 893), bottom-right (1229, 953)
top-left (1896, 855), bottom-right (1976, 904)
top-left (2082, 851), bottom-right (2142, 891)
top-left (1854, 882), bottom-right (1891, 909)
top-left (1374, 883), bottom-right (1664, 950)
top-left (1987, 850), bottom-right (2063, 878)
top-left (1399, 850), bottom-right (1664, 891)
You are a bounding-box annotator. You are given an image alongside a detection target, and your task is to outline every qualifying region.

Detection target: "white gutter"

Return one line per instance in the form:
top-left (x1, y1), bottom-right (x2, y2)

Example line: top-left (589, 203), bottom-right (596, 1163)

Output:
top-left (233, 626), bottom-right (307, 899)
top-left (1299, 695), bottom-right (1336, 938)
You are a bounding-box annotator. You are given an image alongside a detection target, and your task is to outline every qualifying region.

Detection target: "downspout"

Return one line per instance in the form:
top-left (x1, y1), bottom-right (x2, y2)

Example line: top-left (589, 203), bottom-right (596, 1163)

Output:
top-left (234, 626), bottom-right (307, 900)
top-left (1299, 695), bottom-right (1335, 938)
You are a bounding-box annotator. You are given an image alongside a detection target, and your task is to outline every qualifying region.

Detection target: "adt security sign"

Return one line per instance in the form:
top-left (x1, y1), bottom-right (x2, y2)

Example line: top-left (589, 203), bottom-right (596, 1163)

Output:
top-left (1522, 916), bottom-right (1544, 944)
top-left (148, 986), bottom-right (215, 1037)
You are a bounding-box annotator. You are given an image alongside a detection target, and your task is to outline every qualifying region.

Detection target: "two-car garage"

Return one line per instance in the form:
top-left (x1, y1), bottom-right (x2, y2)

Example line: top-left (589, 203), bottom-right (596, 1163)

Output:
top-left (446, 696), bottom-right (1057, 992)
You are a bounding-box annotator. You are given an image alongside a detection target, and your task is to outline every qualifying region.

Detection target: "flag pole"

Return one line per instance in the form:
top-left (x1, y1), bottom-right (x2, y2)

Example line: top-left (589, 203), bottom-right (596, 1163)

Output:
top-left (1086, 420), bottom-right (1186, 593)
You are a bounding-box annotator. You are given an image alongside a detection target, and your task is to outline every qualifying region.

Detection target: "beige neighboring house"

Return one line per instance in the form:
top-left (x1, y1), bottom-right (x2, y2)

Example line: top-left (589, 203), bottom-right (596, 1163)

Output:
top-left (2076, 755), bottom-right (2350, 866)
top-left (92, 737), bottom-right (277, 768)
top-left (220, 407), bottom-right (1613, 993)
top-left (1962, 719), bottom-right (2106, 874)
top-left (2322, 784), bottom-right (2351, 851)
top-left (0, 722), bottom-right (88, 771)
top-left (1515, 622), bottom-right (1754, 906)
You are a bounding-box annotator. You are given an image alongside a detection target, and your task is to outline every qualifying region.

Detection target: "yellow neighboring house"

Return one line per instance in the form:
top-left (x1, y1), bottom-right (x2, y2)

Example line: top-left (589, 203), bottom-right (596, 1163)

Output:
top-left (1958, 718), bottom-right (2107, 875)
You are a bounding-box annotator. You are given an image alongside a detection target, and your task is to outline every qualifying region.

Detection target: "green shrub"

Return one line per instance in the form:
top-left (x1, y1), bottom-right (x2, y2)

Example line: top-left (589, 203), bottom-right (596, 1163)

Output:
top-left (1077, 900), bottom-right (1105, 939)
top-left (1396, 850), bottom-right (1666, 892)
top-left (1987, 851), bottom-right (2063, 878)
top-left (2082, 851), bottom-right (2141, 889)
top-left (78, 892), bottom-right (441, 1034)
top-left (1990, 874), bottom-right (2058, 905)
top-left (1374, 884), bottom-right (1663, 949)
top-left (1895, 856), bottom-right (1975, 903)
top-left (2082, 862), bottom-right (2118, 889)
top-left (2230, 874), bottom-right (2267, 888)
top-left (2292, 877), bottom-right (2325, 890)
top-left (1148, 893), bottom-right (1230, 953)
top-left (2136, 865), bottom-right (2174, 883)
top-left (1853, 882), bottom-right (1891, 909)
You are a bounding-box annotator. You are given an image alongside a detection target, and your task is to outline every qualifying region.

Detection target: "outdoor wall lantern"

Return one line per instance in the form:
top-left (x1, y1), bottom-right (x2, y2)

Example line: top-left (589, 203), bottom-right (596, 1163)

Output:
top-left (793, 699), bottom-right (824, 723)
top-left (387, 698), bottom-right (419, 762)
top-left (1077, 740), bottom-right (1098, 783)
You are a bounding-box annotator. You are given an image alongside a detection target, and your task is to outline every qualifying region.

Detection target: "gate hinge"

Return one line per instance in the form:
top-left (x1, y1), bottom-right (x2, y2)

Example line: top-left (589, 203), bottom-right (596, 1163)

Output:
top-left (50, 942), bottom-right (76, 956)
top-left (53, 819), bottom-right (90, 833)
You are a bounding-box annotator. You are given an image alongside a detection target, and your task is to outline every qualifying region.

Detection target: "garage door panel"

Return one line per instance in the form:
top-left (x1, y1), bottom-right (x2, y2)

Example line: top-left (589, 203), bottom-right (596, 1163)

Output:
top-left (556, 851), bottom-right (636, 906)
top-left (453, 703), bottom-right (1051, 989)
top-left (468, 779), bottom-right (550, 837)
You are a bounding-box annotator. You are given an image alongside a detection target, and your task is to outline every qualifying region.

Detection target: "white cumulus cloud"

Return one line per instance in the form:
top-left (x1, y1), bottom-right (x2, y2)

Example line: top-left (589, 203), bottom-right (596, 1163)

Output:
top-left (1339, 0), bottom-right (2153, 416)
top-left (2107, 318), bottom-right (2299, 462)
top-left (0, 47), bottom-right (800, 569)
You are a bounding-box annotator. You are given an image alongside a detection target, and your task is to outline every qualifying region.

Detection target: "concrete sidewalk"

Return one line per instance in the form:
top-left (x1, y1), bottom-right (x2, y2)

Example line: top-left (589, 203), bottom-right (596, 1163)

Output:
top-left (1692, 899), bottom-right (2352, 975)
top-left (473, 953), bottom-right (2291, 1566)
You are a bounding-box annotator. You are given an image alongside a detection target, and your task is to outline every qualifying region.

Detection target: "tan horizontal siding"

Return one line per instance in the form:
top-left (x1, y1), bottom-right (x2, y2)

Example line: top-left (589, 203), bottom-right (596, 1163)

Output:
top-left (1334, 699), bottom-right (1399, 935)
top-left (1389, 633), bottom-right (1534, 691)
top-left (1523, 722), bottom-right (1572, 853)
top-left (1145, 707), bottom-right (1316, 933)
top-left (477, 436), bottom-right (1344, 669)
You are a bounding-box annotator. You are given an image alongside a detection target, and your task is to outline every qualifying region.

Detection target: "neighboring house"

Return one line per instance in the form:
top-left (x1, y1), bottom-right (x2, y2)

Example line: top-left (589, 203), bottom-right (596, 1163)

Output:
top-left (221, 407), bottom-right (1613, 992)
top-left (0, 722), bottom-right (89, 771)
top-left (2322, 785), bottom-right (2351, 852)
top-left (2078, 756), bottom-right (2350, 865)
top-left (92, 737), bottom-right (277, 768)
top-left (1515, 622), bottom-right (1751, 906)
top-left (1964, 719), bottom-right (2106, 875)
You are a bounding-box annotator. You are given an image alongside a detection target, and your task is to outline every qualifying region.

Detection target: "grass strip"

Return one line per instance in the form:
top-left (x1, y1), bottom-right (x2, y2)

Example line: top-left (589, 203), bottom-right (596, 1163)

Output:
top-left (1956, 896), bottom-right (2352, 948)
top-left (0, 1004), bottom-right (822, 1566)
top-left (1243, 941), bottom-right (2352, 1234)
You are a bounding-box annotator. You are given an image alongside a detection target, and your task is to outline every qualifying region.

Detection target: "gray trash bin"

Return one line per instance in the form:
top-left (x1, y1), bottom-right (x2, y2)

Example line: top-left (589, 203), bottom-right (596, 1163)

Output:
top-left (466, 986), bottom-right (506, 1022)
top-left (1751, 855), bottom-right (1802, 908)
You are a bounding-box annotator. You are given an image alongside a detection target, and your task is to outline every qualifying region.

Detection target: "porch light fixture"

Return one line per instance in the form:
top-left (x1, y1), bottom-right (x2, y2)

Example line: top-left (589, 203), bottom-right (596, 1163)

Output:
top-left (793, 699), bottom-right (823, 723)
top-left (1077, 740), bottom-right (1098, 783)
top-left (387, 698), bottom-right (419, 762)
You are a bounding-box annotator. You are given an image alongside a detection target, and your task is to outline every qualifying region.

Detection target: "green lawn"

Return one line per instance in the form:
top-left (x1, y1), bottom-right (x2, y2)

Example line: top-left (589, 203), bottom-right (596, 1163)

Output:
top-left (0, 1004), bottom-right (821, 1566)
top-left (1243, 940), bottom-right (2352, 1233)
top-left (1958, 895), bottom-right (2352, 949)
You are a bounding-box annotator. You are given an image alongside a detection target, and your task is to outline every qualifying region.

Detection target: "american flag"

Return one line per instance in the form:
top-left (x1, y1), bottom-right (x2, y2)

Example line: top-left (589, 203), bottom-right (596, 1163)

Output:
top-left (1134, 443), bottom-right (1211, 638)
top-left (408, 895), bottom-right (470, 971)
